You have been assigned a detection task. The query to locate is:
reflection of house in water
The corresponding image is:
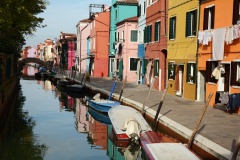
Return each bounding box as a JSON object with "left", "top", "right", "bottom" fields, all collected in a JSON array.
[
  {"left": 75, "top": 99, "right": 89, "bottom": 133},
  {"left": 107, "top": 126, "right": 142, "bottom": 160},
  {"left": 87, "top": 109, "right": 108, "bottom": 150}
]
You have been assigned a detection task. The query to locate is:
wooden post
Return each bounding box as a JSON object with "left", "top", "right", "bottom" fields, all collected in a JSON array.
[
  {"left": 231, "top": 136, "right": 240, "bottom": 160},
  {"left": 187, "top": 92, "right": 213, "bottom": 149},
  {"left": 141, "top": 78, "right": 155, "bottom": 115},
  {"left": 118, "top": 76, "right": 127, "bottom": 102},
  {"left": 152, "top": 83, "right": 169, "bottom": 131},
  {"left": 80, "top": 73, "right": 85, "bottom": 84}
]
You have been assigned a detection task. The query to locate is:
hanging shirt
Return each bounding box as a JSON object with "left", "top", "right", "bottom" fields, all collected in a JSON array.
[
  {"left": 225, "top": 26, "right": 234, "bottom": 44},
  {"left": 198, "top": 31, "right": 204, "bottom": 44}
]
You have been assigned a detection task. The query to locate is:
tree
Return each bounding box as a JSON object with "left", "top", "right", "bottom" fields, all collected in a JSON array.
[{"left": 0, "top": 0, "right": 49, "bottom": 54}]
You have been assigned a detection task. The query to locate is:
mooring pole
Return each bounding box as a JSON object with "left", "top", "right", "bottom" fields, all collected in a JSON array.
[
  {"left": 231, "top": 136, "right": 240, "bottom": 160},
  {"left": 141, "top": 78, "right": 155, "bottom": 115},
  {"left": 152, "top": 83, "right": 169, "bottom": 131},
  {"left": 118, "top": 76, "right": 127, "bottom": 102},
  {"left": 187, "top": 92, "right": 213, "bottom": 149}
]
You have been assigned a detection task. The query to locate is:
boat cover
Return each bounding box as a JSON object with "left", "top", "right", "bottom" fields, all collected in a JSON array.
[{"left": 146, "top": 143, "right": 200, "bottom": 160}]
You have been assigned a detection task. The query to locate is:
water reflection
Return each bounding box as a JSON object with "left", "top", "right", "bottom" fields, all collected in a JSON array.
[{"left": 0, "top": 85, "right": 48, "bottom": 160}]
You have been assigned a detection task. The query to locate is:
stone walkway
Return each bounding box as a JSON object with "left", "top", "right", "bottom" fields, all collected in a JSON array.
[{"left": 64, "top": 71, "right": 240, "bottom": 160}]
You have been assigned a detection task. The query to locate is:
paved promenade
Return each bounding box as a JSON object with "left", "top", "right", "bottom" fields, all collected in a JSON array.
[{"left": 64, "top": 71, "right": 240, "bottom": 160}]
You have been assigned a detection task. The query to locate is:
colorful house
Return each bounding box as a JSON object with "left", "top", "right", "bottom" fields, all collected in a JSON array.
[
  {"left": 167, "top": 0, "right": 199, "bottom": 100},
  {"left": 109, "top": 0, "right": 138, "bottom": 79},
  {"left": 137, "top": 0, "right": 146, "bottom": 85},
  {"left": 59, "top": 32, "right": 76, "bottom": 70},
  {"left": 197, "top": 0, "right": 240, "bottom": 110},
  {"left": 89, "top": 8, "right": 110, "bottom": 77},
  {"left": 116, "top": 16, "right": 138, "bottom": 82},
  {"left": 145, "top": 0, "right": 168, "bottom": 91},
  {"left": 76, "top": 19, "right": 90, "bottom": 73}
]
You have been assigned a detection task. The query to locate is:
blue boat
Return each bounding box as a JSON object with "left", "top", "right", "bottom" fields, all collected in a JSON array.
[
  {"left": 86, "top": 97, "right": 120, "bottom": 113},
  {"left": 88, "top": 107, "right": 111, "bottom": 125}
]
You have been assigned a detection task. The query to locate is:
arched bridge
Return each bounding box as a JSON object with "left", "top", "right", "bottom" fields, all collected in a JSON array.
[{"left": 18, "top": 58, "right": 46, "bottom": 67}]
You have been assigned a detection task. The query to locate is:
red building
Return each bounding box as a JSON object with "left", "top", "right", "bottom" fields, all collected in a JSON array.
[
  {"left": 89, "top": 9, "right": 110, "bottom": 77},
  {"left": 145, "top": 0, "right": 168, "bottom": 91}
]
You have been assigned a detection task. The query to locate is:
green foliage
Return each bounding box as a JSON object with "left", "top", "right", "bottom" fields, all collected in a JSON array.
[{"left": 0, "top": 0, "right": 49, "bottom": 54}]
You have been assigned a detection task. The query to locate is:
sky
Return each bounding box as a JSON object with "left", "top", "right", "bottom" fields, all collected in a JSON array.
[{"left": 24, "top": 0, "right": 112, "bottom": 48}]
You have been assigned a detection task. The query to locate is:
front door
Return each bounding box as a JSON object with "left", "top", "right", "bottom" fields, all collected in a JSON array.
[
  {"left": 175, "top": 65, "right": 184, "bottom": 96},
  {"left": 137, "top": 60, "right": 142, "bottom": 84}
]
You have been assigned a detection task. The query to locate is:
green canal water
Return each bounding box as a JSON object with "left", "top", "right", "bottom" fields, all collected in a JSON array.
[{"left": 0, "top": 77, "right": 145, "bottom": 160}]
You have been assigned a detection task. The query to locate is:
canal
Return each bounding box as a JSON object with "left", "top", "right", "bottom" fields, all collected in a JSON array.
[{"left": 0, "top": 66, "right": 144, "bottom": 160}]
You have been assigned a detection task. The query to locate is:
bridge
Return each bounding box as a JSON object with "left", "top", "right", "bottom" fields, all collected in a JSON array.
[{"left": 18, "top": 58, "right": 47, "bottom": 66}]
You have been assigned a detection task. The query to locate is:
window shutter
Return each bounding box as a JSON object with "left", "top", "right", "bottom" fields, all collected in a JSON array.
[
  {"left": 154, "top": 22, "right": 158, "bottom": 41},
  {"left": 193, "top": 63, "right": 196, "bottom": 83},
  {"left": 211, "top": 6, "right": 215, "bottom": 29},
  {"left": 150, "top": 25, "right": 152, "bottom": 42},
  {"left": 233, "top": 0, "right": 240, "bottom": 24},
  {"left": 154, "top": 60, "right": 159, "bottom": 76},
  {"left": 206, "top": 61, "right": 211, "bottom": 82},
  {"left": 186, "top": 12, "right": 191, "bottom": 37},
  {"left": 203, "top": 8, "right": 209, "bottom": 30},
  {"left": 187, "top": 63, "right": 191, "bottom": 82},
  {"left": 192, "top": 10, "right": 197, "bottom": 36},
  {"left": 146, "top": 26, "right": 149, "bottom": 43},
  {"left": 231, "top": 62, "right": 237, "bottom": 85},
  {"left": 144, "top": 28, "right": 146, "bottom": 43},
  {"left": 144, "top": 59, "right": 148, "bottom": 74},
  {"left": 173, "top": 64, "right": 176, "bottom": 80},
  {"left": 159, "top": 21, "right": 161, "bottom": 41},
  {"left": 169, "top": 18, "right": 173, "bottom": 39}
]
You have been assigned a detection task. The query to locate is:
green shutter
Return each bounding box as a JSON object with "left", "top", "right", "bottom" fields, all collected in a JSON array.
[
  {"left": 187, "top": 63, "right": 191, "bottom": 82},
  {"left": 186, "top": 12, "right": 191, "bottom": 37},
  {"left": 154, "top": 60, "right": 159, "bottom": 77},
  {"left": 144, "top": 59, "right": 148, "bottom": 74},
  {"left": 192, "top": 10, "right": 197, "bottom": 36},
  {"left": 169, "top": 17, "right": 174, "bottom": 39},
  {"left": 149, "top": 25, "right": 152, "bottom": 42},
  {"left": 144, "top": 28, "right": 146, "bottom": 43},
  {"left": 154, "top": 22, "right": 158, "bottom": 41}
]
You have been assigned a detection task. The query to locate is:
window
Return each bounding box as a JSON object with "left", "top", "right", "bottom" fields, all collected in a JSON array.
[
  {"left": 144, "top": 2, "right": 146, "bottom": 14},
  {"left": 117, "top": 32, "right": 119, "bottom": 42},
  {"left": 138, "top": 5, "right": 141, "bottom": 17},
  {"left": 233, "top": 0, "right": 240, "bottom": 24},
  {"left": 186, "top": 10, "right": 197, "bottom": 37},
  {"left": 130, "top": 30, "right": 138, "bottom": 42},
  {"left": 110, "top": 58, "right": 115, "bottom": 73},
  {"left": 115, "top": 32, "right": 117, "bottom": 41},
  {"left": 206, "top": 61, "right": 218, "bottom": 83},
  {"left": 154, "top": 59, "right": 159, "bottom": 77},
  {"left": 144, "top": 25, "right": 152, "bottom": 43},
  {"left": 168, "top": 62, "right": 176, "bottom": 80},
  {"left": 203, "top": 6, "right": 215, "bottom": 30},
  {"left": 154, "top": 21, "right": 160, "bottom": 41},
  {"left": 130, "top": 58, "right": 138, "bottom": 71},
  {"left": 115, "top": 9, "right": 117, "bottom": 19},
  {"left": 169, "top": 17, "right": 176, "bottom": 40},
  {"left": 186, "top": 63, "right": 196, "bottom": 83},
  {"left": 231, "top": 61, "right": 240, "bottom": 86}
]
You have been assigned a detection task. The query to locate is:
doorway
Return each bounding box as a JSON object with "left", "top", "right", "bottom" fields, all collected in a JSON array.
[{"left": 175, "top": 65, "right": 184, "bottom": 96}]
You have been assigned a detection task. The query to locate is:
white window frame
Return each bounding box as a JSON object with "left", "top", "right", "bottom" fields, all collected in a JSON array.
[{"left": 130, "top": 30, "right": 138, "bottom": 42}]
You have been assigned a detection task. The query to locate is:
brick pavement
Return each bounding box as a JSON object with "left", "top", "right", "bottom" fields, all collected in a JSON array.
[{"left": 64, "top": 71, "right": 240, "bottom": 160}]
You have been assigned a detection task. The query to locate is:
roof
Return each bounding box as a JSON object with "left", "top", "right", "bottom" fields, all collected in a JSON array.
[
  {"left": 79, "top": 18, "right": 91, "bottom": 23},
  {"left": 114, "top": 0, "right": 138, "bottom": 5},
  {"left": 116, "top": 16, "right": 138, "bottom": 26}
]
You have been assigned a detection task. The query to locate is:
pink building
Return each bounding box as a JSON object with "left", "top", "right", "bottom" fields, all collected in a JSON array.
[
  {"left": 89, "top": 9, "right": 110, "bottom": 77},
  {"left": 76, "top": 19, "right": 90, "bottom": 73},
  {"left": 116, "top": 16, "right": 138, "bottom": 82}
]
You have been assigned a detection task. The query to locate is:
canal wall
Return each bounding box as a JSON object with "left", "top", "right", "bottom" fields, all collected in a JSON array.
[{"left": 62, "top": 71, "right": 234, "bottom": 160}]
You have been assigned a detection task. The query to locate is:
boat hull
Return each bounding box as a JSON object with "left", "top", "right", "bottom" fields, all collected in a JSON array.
[
  {"left": 86, "top": 98, "right": 120, "bottom": 113},
  {"left": 88, "top": 107, "right": 111, "bottom": 125}
]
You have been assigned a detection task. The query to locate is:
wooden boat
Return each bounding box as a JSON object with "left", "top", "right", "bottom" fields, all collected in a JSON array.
[
  {"left": 86, "top": 97, "right": 120, "bottom": 113},
  {"left": 108, "top": 105, "right": 151, "bottom": 141},
  {"left": 108, "top": 105, "right": 200, "bottom": 160},
  {"left": 87, "top": 107, "right": 111, "bottom": 125},
  {"left": 57, "top": 78, "right": 73, "bottom": 87},
  {"left": 66, "top": 84, "right": 86, "bottom": 92}
]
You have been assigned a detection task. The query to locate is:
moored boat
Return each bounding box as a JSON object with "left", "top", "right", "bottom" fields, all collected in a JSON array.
[
  {"left": 86, "top": 97, "right": 120, "bottom": 113},
  {"left": 87, "top": 107, "right": 111, "bottom": 125}
]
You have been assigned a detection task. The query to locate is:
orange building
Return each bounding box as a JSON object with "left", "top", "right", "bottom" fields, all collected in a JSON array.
[
  {"left": 89, "top": 9, "right": 110, "bottom": 77},
  {"left": 197, "top": 0, "right": 240, "bottom": 112}
]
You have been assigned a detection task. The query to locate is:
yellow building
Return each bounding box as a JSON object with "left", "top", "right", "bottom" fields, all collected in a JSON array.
[{"left": 167, "top": 0, "right": 199, "bottom": 100}]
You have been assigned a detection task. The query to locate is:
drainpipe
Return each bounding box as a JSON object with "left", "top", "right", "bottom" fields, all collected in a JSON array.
[
  {"left": 80, "top": 24, "right": 89, "bottom": 74},
  {"left": 195, "top": 0, "right": 201, "bottom": 101},
  {"left": 164, "top": 0, "right": 167, "bottom": 35}
]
